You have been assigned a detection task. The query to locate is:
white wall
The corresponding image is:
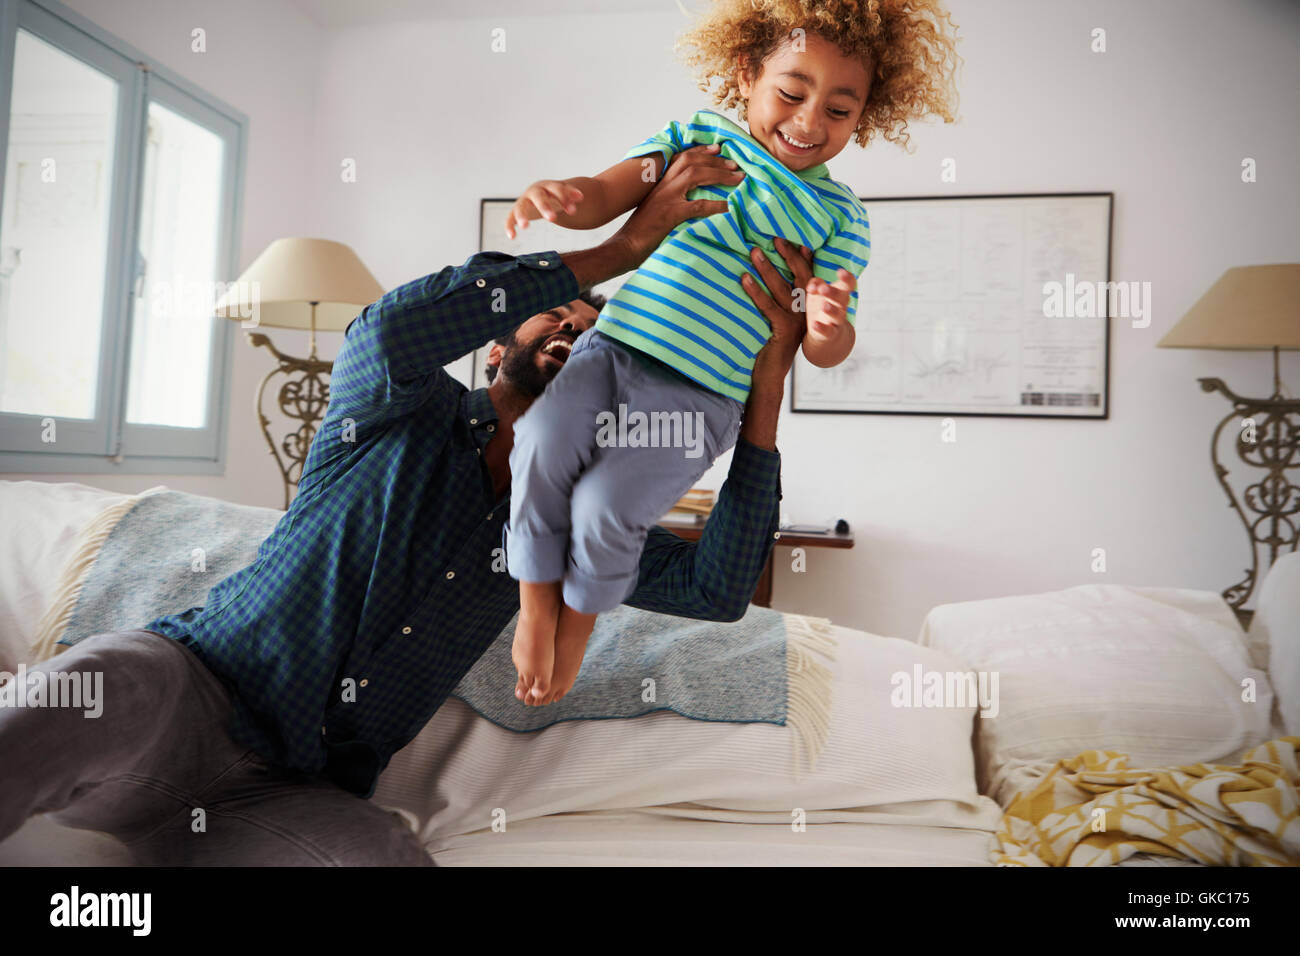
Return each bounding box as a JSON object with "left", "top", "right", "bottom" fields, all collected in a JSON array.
[
  {"left": 1, "top": 0, "right": 324, "bottom": 506},
  {"left": 308, "top": 0, "right": 1300, "bottom": 640},
  {"left": 9, "top": 0, "right": 1300, "bottom": 641}
]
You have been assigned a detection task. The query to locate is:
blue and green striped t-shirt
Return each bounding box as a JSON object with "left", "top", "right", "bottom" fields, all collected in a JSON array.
[{"left": 595, "top": 108, "right": 870, "bottom": 402}]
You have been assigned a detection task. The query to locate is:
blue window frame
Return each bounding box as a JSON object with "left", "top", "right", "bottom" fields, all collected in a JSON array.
[{"left": 0, "top": 0, "right": 247, "bottom": 474}]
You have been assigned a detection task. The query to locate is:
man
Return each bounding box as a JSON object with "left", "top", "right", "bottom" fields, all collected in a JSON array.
[{"left": 0, "top": 145, "right": 820, "bottom": 866}]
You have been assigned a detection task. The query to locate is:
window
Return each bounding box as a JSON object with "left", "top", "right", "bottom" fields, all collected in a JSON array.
[{"left": 0, "top": 0, "right": 246, "bottom": 473}]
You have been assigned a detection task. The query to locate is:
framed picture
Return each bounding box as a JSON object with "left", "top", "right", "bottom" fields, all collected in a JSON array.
[
  {"left": 792, "top": 192, "right": 1113, "bottom": 419},
  {"left": 470, "top": 198, "right": 631, "bottom": 390}
]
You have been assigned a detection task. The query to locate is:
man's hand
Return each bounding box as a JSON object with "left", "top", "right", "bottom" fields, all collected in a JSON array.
[
  {"left": 737, "top": 237, "right": 817, "bottom": 451},
  {"left": 558, "top": 145, "right": 743, "bottom": 290},
  {"left": 613, "top": 144, "right": 742, "bottom": 262},
  {"left": 742, "top": 238, "right": 815, "bottom": 379}
]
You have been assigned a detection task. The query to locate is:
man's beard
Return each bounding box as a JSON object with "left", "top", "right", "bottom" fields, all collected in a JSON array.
[{"left": 497, "top": 331, "right": 557, "bottom": 399}]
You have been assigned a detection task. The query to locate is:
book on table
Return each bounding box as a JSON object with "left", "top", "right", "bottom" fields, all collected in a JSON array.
[{"left": 661, "top": 488, "right": 714, "bottom": 524}]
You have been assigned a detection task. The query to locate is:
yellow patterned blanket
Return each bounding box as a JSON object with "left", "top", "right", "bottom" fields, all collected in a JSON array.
[{"left": 994, "top": 737, "right": 1300, "bottom": 866}]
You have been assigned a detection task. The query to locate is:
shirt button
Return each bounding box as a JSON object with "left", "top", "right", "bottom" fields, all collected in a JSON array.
[
  {"left": 475, "top": 278, "right": 486, "bottom": 287},
  {"left": 470, "top": 417, "right": 478, "bottom": 424},
  {"left": 538, "top": 259, "right": 549, "bottom": 266},
  {"left": 486, "top": 513, "right": 493, "bottom": 520},
  {"left": 360, "top": 679, "right": 369, "bottom": 687},
  {"left": 445, "top": 570, "right": 455, "bottom": 580},
  {"left": 486, "top": 423, "right": 495, "bottom": 432},
  {"left": 476, "top": 448, "right": 482, "bottom": 456},
  {"left": 773, "top": 531, "right": 781, "bottom": 539},
  {"left": 402, "top": 626, "right": 412, "bottom": 634},
  {"left": 321, "top": 726, "right": 327, "bottom": 735}
]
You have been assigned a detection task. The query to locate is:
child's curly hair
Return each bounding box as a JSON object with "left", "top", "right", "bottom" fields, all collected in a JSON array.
[{"left": 675, "top": 0, "right": 962, "bottom": 153}]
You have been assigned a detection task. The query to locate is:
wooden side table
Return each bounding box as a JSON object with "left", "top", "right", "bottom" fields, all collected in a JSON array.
[{"left": 658, "top": 518, "right": 855, "bottom": 607}]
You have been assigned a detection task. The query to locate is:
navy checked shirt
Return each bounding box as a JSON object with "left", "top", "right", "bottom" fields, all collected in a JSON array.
[{"left": 145, "top": 250, "right": 783, "bottom": 798}]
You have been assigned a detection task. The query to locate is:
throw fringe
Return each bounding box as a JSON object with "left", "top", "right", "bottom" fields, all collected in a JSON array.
[
  {"left": 26, "top": 491, "right": 156, "bottom": 666},
  {"left": 782, "top": 612, "right": 838, "bottom": 780}
]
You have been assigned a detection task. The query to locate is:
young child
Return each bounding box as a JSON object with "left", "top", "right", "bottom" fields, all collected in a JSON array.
[{"left": 502, "top": 0, "right": 960, "bottom": 706}]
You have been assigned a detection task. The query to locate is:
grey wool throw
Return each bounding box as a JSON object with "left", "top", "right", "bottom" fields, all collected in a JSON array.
[{"left": 31, "top": 489, "right": 836, "bottom": 769}]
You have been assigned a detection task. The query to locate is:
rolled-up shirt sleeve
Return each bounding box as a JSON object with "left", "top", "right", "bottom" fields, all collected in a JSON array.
[{"left": 327, "top": 250, "right": 578, "bottom": 433}]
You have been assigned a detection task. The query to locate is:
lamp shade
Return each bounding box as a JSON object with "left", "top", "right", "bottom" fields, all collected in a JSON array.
[
  {"left": 1158, "top": 264, "right": 1300, "bottom": 350},
  {"left": 213, "top": 237, "right": 386, "bottom": 332}
]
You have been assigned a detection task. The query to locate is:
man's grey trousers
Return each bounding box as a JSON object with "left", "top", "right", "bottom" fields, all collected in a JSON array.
[{"left": 0, "top": 629, "right": 433, "bottom": 866}]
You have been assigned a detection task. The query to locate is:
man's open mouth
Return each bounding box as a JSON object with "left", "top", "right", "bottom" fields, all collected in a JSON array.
[{"left": 540, "top": 334, "right": 573, "bottom": 365}]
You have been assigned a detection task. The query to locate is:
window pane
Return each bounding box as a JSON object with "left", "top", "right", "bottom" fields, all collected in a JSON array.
[
  {"left": 125, "top": 101, "right": 225, "bottom": 428},
  {"left": 0, "top": 28, "right": 118, "bottom": 419}
]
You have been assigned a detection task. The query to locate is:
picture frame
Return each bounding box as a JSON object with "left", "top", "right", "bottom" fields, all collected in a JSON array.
[{"left": 791, "top": 192, "right": 1114, "bottom": 419}]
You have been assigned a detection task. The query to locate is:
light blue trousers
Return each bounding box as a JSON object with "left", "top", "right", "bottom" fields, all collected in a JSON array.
[{"left": 504, "top": 328, "right": 744, "bottom": 613}]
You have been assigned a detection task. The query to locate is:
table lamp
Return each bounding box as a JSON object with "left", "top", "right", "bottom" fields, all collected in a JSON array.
[
  {"left": 1158, "top": 263, "right": 1300, "bottom": 621},
  {"left": 214, "top": 238, "right": 385, "bottom": 508}
]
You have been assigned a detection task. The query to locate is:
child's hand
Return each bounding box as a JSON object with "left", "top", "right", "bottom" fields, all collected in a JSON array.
[
  {"left": 801, "top": 268, "right": 857, "bottom": 368},
  {"left": 504, "top": 180, "right": 585, "bottom": 240},
  {"left": 805, "top": 268, "right": 856, "bottom": 340}
]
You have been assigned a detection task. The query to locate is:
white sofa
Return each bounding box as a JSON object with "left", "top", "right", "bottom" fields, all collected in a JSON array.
[{"left": 0, "top": 479, "right": 1292, "bottom": 866}]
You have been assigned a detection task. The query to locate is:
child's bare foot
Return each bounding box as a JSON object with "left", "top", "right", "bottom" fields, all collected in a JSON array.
[
  {"left": 513, "top": 580, "right": 563, "bottom": 706},
  {"left": 535, "top": 605, "right": 597, "bottom": 705}
]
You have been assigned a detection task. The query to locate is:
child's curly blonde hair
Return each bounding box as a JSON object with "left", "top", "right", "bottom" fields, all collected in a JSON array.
[{"left": 675, "top": 0, "right": 962, "bottom": 153}]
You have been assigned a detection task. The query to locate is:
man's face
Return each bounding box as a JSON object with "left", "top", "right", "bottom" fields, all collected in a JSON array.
[
  {"left": 488, "top": 299, "right": 598, "bottom": 398},
  {"left": 736, "top": 33, "right": 871, "bottom": 172}
]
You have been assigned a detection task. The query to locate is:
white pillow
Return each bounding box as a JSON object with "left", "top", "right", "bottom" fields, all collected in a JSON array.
[
  {"left": 373, "top": 624, "right": 1004, "bottom": 848},
  {"left": 0, "top": 481, "right": 164, "bottom": 670},
  {"left": 916, "top": 584, "right": 1275, "bottom": 806},
  {"left": 1250, "top": 552, "right": 1300, "bottom": 735}
]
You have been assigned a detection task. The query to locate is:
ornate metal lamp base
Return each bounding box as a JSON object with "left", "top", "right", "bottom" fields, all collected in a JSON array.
[
  {"left": 1198, "top": 347, "right": 1298, "bottom": 620},
  {"left": 246, "top": 331, "right": 332, "bottom": 510}
]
